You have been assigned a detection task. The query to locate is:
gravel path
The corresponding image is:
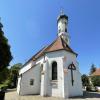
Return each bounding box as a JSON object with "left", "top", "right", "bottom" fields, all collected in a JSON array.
[{"left": 5, "top": 89, "right": 100, "bottom": 100}]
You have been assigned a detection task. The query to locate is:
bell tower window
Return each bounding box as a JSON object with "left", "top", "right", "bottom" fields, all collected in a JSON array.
[{"left": 65, "top": 28, "right": 67, "bottom": 32}]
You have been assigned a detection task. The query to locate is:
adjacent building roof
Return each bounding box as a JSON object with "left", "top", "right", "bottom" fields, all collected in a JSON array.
[
  {"left": 91, "top": 68, "right": 100, "bottom": 76},
  {"left": 22, "top": 36, "right": 77, "bottom": 68}
]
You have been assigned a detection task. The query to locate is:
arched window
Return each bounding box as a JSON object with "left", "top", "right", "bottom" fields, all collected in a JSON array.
[{"left": 52, "top": 61, "right": 57, "bottom": 80}]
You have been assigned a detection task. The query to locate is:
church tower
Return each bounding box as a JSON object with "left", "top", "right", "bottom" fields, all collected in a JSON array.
[{"left": 57, "top": 11, "right": 70, "bottom": 45}]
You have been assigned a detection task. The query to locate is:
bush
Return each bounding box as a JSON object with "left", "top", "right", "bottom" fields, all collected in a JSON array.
[
  {"left": 91, "top": 76, "right": 100, "bottom": 86},
  {"left": 0, "top": 84, "right": 8, "bottom": 91},
  {"left": 86, "top": 85, "right": 92, "bottom": 91},
  {"left": 86, "top": 85, "right": 98, "bottom": 92},
  {"left": 81, "top": 74, "right": 90, "bottom": 87},
  {"left": 4, "top": 79, "right": 14, "bottom": 88}
]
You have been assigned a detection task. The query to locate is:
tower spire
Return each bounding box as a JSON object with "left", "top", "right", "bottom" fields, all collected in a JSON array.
[
  {"left": 57, "top": 11, "right": 70, "bottom": 45},
  {"left": 60, "top": 8, "right": 64, "bottom": 15}
]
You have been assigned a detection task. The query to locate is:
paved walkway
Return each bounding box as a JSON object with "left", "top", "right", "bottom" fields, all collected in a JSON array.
[{"left": 5, "top": 89, "right": 100, "bottom": 100}]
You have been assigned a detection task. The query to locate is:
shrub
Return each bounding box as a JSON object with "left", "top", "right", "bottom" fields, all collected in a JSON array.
[
  {"left": 4, "top": 79, "right": 15, "bottom": 88},
  {"left": 86, "top": 85, "right": 92, "bottom": 91},
  {"left": 81, "top": 74, "right": 90, "bottom": 86},
  {"left": 0, "top": 84, "right": 8, "bottom": 91},
  {"left": 91, "top": 76, "right": 100, "bottom": 86}
]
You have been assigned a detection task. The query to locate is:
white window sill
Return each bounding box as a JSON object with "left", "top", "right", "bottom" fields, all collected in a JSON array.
[{"left": 50, "top": 80, "right": 58, "bottom": 83}]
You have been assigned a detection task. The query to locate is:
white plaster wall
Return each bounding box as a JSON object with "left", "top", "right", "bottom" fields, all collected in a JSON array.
[
  {"left": 20, "top": 64, "right": 41, "bottom": 95},
  {"left": 17, "top": 49, "right": 83, "bottom": 98},
  {"left": 19, "top": 61, "right": 33, "bottom": 75},
  {"left": 63, "top": 51, "right": 77, "bottom": 69},
  {"left": 40, "top": 61, "right": 49, "bottom": 96},
  {"left": 67, "top": 70, "right": 83, "bottom": 97},
  {"left": 62, "top": 50, "right": 83, "bottom": 97},
  {"left": 17, "top": 56, "right": 44, "bottom": 95},
  {"left": 45, "top": 50, "right": 65, "bottom": 97},
  {"left": 17, "top": 77, "right": 21, "bottom": 94},
  {"left": 19, "top": 56, "right": 44, "bottom": 75}
]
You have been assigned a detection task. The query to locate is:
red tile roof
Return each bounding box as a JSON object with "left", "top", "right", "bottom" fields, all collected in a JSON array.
[
  {"left": 32, "top": 36, "right": 77, "bottom": 60},
  {"left": 91, "top": 68, "right": 100, "bottom": 76},
  {"left": 22, "top": 36, "right": 77, "bottom": 67}
]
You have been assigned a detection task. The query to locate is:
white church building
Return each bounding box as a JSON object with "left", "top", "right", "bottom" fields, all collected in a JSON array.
[{"left": 17, "top": 12, "right": 83, "bottom": 98}]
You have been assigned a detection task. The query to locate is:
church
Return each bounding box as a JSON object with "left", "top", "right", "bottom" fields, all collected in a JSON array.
[{"left": 17, "top": 11, "right": 83, "bottom": 98}]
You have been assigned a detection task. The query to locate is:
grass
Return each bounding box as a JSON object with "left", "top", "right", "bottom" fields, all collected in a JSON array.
[{"left": 0, "top": 84, "right": 8, "bottom": 89}]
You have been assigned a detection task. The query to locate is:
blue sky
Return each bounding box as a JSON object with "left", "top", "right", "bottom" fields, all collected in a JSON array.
[{"left": 0, "top": 0, "right": 100, "bottom": 74}]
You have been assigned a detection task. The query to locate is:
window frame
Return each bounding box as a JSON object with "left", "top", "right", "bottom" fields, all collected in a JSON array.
[
  {"left": 30, "top": 79, "right": 34, "bottom": 85},
  {"left": 52, "top": 61, "right": 57, "bottom": 81}
]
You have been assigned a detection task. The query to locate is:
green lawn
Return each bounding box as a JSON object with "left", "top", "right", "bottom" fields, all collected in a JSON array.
[{"left": 0, "top": 84, "right": 8, "bottom": 89}]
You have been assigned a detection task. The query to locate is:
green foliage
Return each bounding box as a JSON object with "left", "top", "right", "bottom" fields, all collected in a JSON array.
[
  {"left": 89, "top": 64, "right": 96, "bottom": 75},
  {"left": 86, "top": 85, "right": 92, "bottom": 91},
  {"left": 86, "top": 85, "right": 98, "bottom": 92},
  {"left": 0, "top": 68, "right": 10, "bottom": 84},
  {"left": 91, "top": 76, "right": 100, "bottom": 86},
  {"left": 0, "top": 84, "right": 7, "bottom": 89},
  {"left": 0, "top": 22, "right": 12, "bottom": 70},
  {"left": 0, "top": 84, "right": 8, "bottom": 90},
  {"left": 0, "top": 63, "right": 22, "bottom": 89},
  {"left": 81, "top": 74, "right": 90, "bottom": 86},
  {"left": 4, "top": 79, "right": 12, "bottom": 88},
  {"left": 9, "top": 63, "right": 22, "bottom": 88}
]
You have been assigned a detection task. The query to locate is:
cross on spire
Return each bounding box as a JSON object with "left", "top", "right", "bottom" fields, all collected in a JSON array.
[
  {"left": 60, "top": 8, "right": 64, "bottom": 15},
  {"left": 68, "top": 62, "right": 76, "bottom": 86}
]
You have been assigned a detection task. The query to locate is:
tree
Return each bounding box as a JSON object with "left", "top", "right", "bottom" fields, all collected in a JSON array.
[
  {"left": 89, "top": 64, "right": 96, "bottom": 75},
  {"left": 9, "top": 63, "right": 22, "bottom": 88},
  {"left": 0, "top": 67, "right": 10, "bottom": 84},
  {"left": 91, "top": 76, "right": 100, "bottom": 86},
  {"left": 0, "top": 21, "right": 12, "bottom": 70},
  {"left": 81, "top": 74, "right": 90, "bottom": 87}
]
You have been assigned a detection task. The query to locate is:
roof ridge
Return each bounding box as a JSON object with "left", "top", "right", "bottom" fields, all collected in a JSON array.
[
  {"left": 44, "top": 37, "right": 60, "bottom": 52},
  {"left": 33, "top": 46, "right": 46, "bottom": 58},
  {"left": 33, "top": 37, "right": 60, "bottom": 59},
  {"left": 21, "top": 46, "right": 46, "bottom": 67},
  {"left": 60, "top": 36, "right": 77, "bottom": 55},
  {"left": 21, "top": 36, "right": 77, "bottom": 69}
]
